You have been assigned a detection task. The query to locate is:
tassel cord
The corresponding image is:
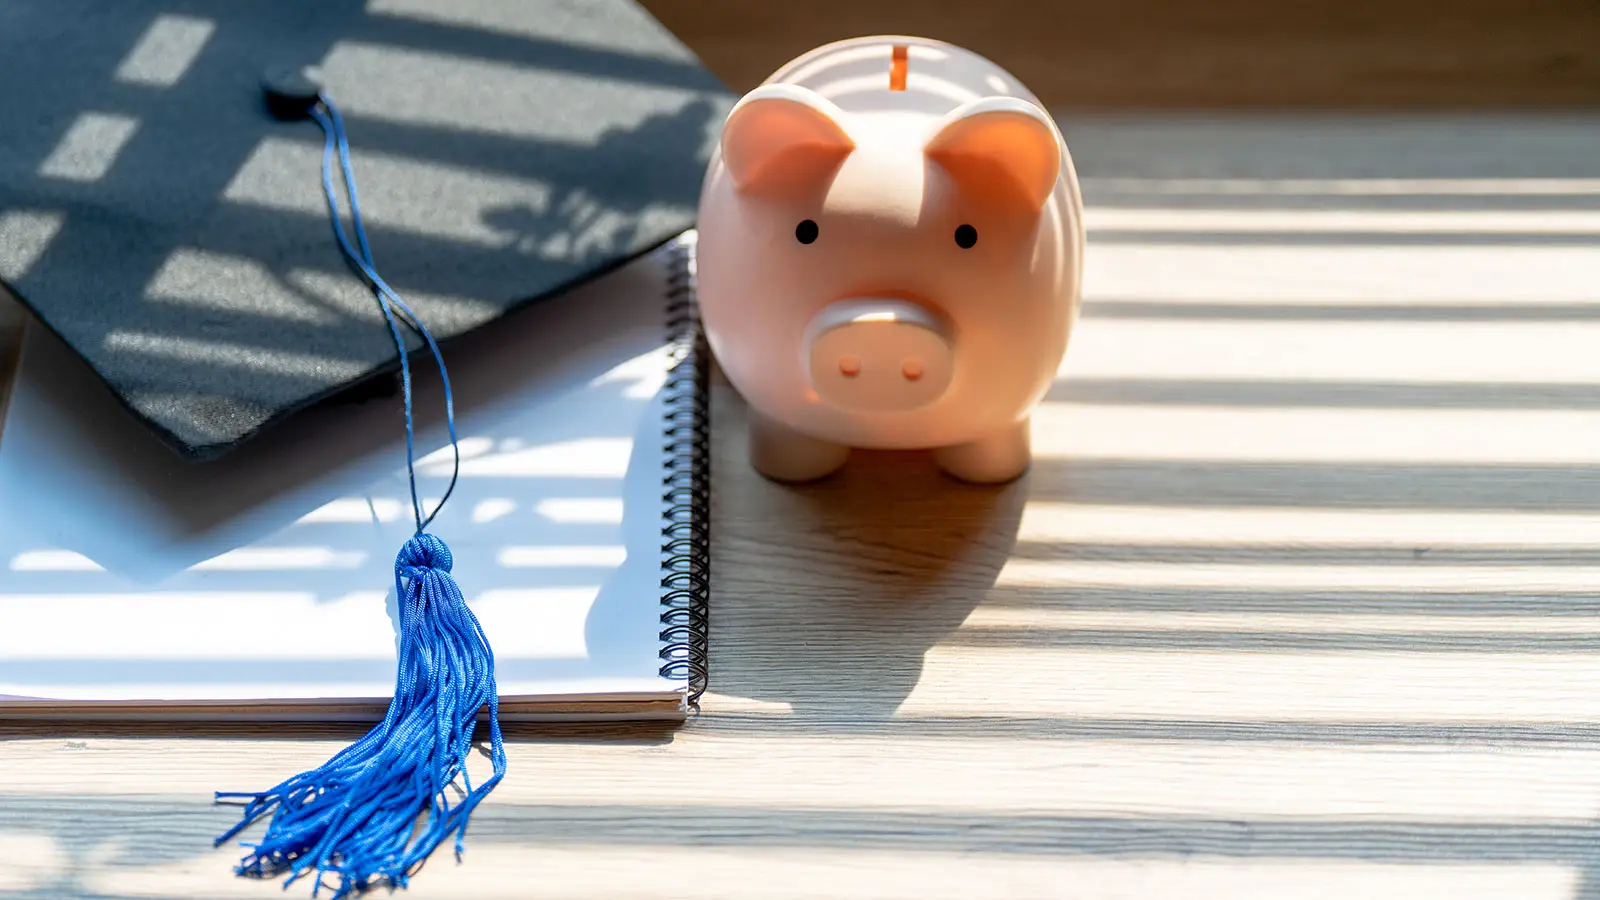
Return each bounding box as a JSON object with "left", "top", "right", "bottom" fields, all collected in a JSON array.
[{"left": 312, "top": 97, "right": 459, "bottom": 536}]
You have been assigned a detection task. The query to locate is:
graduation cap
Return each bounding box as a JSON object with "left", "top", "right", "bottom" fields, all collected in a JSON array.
[
  {"left": 1, "top": 0, "right": 728, "bottom": 459},
  {"left": 0, "top": 0, "right": 731, "bottom": 894}
]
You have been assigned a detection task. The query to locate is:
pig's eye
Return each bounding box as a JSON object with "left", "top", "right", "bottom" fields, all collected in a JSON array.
[
  {"left": 954, "top": 224, "right": 978, "bottom": 249},
  {"left": 795, "top": 219, "right": 819, "bottom": 245}
]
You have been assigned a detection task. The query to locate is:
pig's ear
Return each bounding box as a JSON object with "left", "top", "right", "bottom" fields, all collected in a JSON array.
[
  {"left": 924, "top": 97, "right": 1060, "bottom": 211},
  {"left": 720, "top": 84, "right": 854, "bottom": 194}
]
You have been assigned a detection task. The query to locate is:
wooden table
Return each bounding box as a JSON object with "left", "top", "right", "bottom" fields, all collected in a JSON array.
[
  {"left": 5, "top": 111, "right": 1600, "bottom": 898},
  {"left": 640, "top": 0, "right": 1600, "bottom": 109}
]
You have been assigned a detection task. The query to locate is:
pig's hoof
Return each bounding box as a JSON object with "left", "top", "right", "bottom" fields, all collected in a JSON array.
[
  {"left": 933, "top": 420, "right": 1031, "bottom": 484},
  {"left": 748, "top": 415, "right": 851, "bottom": 483}
]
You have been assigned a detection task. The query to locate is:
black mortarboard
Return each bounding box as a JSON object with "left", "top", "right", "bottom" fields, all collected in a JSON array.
[{"left": 0, "top": 0, "right": 730, "bottom": 459}]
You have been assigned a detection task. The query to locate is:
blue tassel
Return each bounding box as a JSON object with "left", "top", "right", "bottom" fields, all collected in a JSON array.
[
  {"left": 214, "top": 535, "right": 506, "bottom": 898},
  {"left": 214, "top": 92, "right": 504, "bottom": 898}
]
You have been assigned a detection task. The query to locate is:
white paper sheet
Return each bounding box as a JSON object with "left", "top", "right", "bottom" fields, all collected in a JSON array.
[{"left": 0, "top": 239, "right": 689, "bottom": 712}]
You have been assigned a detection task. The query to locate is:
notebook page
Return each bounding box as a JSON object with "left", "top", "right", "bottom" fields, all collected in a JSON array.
[{"left": 0, "top": 241, "right": 683, "bottom": 707}]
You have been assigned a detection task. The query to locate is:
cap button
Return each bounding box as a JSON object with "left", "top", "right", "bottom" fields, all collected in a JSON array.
[{"left": 261, "top": 63, "right": 322, "bottom": 120}]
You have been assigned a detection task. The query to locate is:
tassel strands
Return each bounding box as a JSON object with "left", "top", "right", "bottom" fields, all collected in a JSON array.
[
  {"left": 215, "top": 536, "right": 505, "bottom": 896},
  {"left": 213, "top": 90, "right": 505, "bottom": 899}
]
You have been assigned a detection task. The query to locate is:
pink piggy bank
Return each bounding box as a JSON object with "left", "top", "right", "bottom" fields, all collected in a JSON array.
[{"left": 696, "top": 35, "right": 1084, "bottom": 484}]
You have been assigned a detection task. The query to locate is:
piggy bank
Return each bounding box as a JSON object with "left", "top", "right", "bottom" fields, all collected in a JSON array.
[{"left": 696, "top": 35, "right": 1084, "bottom": 484}]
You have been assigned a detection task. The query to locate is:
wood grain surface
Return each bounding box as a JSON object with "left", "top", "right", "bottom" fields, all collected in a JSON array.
[
  {"left": 638, "top": 0, "right": 1600, "bottom": 109},
  {"left": 5, "top": 110, "right": 1600, "bottom": 898}
]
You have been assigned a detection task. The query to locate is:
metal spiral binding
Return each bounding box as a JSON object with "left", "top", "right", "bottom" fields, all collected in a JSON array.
[{"left": 657, "top": 232, "right": 710, "bottom": 710}]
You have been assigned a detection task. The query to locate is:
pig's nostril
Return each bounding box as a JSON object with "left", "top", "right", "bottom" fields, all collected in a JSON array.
[
  {"left": 839, "top": 355, "right": 862, "bottom": 377},
  {"left": 901, "top": 359, "right": 924, "bottom": 381}
]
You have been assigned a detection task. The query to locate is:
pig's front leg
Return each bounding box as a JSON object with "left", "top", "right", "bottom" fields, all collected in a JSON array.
[
  {"left": 748, "top": 412, "right": 851, "bottom": 482},
  {"left": 933, "top": 418, "right": 1031, "bottom": 484}
]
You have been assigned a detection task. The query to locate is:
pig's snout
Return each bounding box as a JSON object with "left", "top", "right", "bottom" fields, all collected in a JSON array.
[{"left": 803, "top": 299, "right": 954, "bottom": 413}]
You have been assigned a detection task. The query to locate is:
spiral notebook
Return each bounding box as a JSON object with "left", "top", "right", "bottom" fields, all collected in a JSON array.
[{"left": 0, "top": 233, "right": 709, "bottom": 721}]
